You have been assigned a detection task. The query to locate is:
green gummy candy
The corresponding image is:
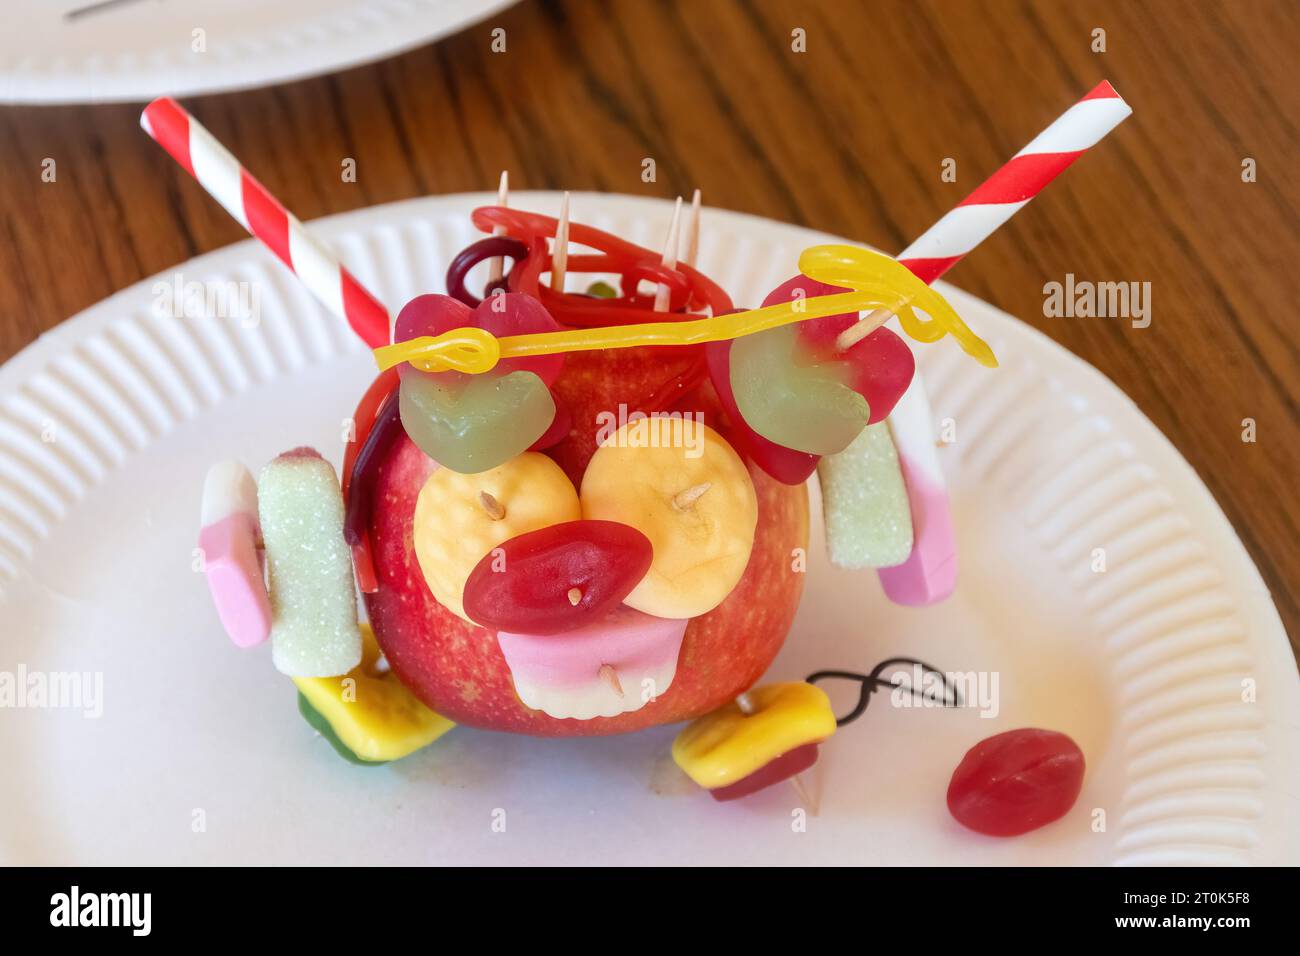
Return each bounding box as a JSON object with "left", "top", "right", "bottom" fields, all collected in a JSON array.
[
  {"left": 297, "top": 692, "right": 389, "bottom": 767},
  {"left": 399, "top": 369, "right": 555, "bottom": 474},
  {"left": 586, "top": 280, "right": 619, "bottom": 299},
  {"left": 730, "top": 324, "right": 870, "bottom": 456},
  {"left": 818, "top": 422, "right": 914, "bottom": 569}
]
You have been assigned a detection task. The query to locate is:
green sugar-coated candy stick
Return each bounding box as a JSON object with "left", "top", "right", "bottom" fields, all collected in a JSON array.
[
  {"left": 258, "top": 449, "right": 363, "bottom": 677},
  {"left": 818, "top": 422, "right": 914, "bottom": 569}
]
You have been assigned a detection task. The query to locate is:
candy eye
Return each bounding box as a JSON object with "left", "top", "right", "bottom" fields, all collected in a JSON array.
[{"left": 579, "top": 418, "right": 757, "bottom": 619}]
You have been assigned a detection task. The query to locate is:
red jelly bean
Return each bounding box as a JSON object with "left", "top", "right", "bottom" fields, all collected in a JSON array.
[
  {"left": 462, "top": 520, "right": 653, "bottom": 634},
  {"left": 946, "top": 728, "right": 1085, "bottom": 837},
  {"left": 710, "top": 743, "right": 820, "bottom": 802}
]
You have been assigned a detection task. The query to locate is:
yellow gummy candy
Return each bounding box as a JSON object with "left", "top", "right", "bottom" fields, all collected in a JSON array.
[
  {"left": 293, "top": 625, "right": 454, "bottom": 762},
  {"left": 672, "top": 682, "right": 838, "bottom": 789}
]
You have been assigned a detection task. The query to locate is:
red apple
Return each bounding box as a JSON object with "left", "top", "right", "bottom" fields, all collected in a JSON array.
[{"left": 363, "top": 345, "right": 810, "bottom": 736}]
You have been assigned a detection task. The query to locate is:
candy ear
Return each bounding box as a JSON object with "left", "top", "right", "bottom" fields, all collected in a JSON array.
[
  {"left": 258, "top": 449, "right": 362, "bottom": 678},
  {"left": 730, "top": 324, "right": 870, "bottom": 457},
  {"left": 705, "top": 338, "right": 820, "bottom": 486}
]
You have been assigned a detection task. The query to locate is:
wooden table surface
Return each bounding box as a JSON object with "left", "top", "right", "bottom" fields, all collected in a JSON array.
[{"left": 1, "top": 0, "right": 1297, "bottom": 655}]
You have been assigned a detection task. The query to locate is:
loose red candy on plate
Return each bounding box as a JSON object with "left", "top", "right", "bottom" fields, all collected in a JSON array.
[
  {"left": 462, "top": 520, "right": 653, "bottom": 634},
  {"left": 946, "top": 728, "right": 1086, "bottom": 837}
]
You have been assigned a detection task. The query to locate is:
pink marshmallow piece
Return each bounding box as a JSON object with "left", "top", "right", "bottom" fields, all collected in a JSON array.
[
  {"left": 877, "top": 471, "right": 956, "bottom": 605},
  {"left": 199, "top": 460, "right": 271, "bottom": 647},
  {"left": 877, "top": 373, "right": 957, "bottom": 606}
]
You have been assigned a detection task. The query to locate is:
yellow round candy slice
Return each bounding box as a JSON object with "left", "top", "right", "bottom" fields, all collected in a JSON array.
[{"left": 580, "top": 418, "right": 757, "bottom": 619}]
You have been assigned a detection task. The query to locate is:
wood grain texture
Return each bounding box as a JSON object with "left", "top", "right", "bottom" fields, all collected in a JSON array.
[{"left": 1, "top": 0, "right": 1297, "bottom": 656}]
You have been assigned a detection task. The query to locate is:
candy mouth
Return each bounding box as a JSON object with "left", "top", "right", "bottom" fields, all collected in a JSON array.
[{"left": 497, "top": 606, "right": 689, "bottom": 720}]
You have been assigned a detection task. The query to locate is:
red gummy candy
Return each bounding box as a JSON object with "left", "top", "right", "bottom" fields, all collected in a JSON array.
[
  {"left": 946, "top": 728, "right": 1086, "bottom": 837},
  {"left": 462, "top": 520, "right": 653, "bottom": 634},
  {"left": 394, "top": 292, "right": 565, "bottom": 387},
  {"left": 528, "top": 391, "right": 572, "bottom": 451},
  {"left": 709, "top": 743, "right": 820, "bottom": 802}
]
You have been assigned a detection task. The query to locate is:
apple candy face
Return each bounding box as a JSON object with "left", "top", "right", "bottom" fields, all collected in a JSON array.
[{"left": 364, "top": 345, "right": 811, "bottom": 737}]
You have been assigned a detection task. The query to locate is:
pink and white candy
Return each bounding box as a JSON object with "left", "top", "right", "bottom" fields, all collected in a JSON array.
[
  {"left": 198, "top": 460, "right": 271, "bottom": 648},
  {"left": 497, "top": 607, "right": 688, "bottom": 720},
  {"left": 876, "top": 80, "right": 1131, "bottom": 604},
  {"left": 878, "top": 377, "right": 955, "bottom": 605}
]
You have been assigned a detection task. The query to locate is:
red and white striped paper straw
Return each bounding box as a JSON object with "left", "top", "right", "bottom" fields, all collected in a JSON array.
[
  {"left": 870, "top": 80, "right": 1130, "bottom": 607},
  {"left": 836, "top": 80, "right": 1130, "bottom": 351},
  {"left": 897, "top": 80, "right": 1131, "bottom": 283},
  {"left": 140, "top": 97, "right": 391, "bottom": 349}
]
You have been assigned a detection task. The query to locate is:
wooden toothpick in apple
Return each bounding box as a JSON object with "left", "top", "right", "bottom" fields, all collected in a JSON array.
[
  {"left": 488, "top": 170, "right": 510, "bottom": 284},
  {"left": 551, "top": 192, "right": 571, "bottom": 293},
  {"left": 683, "top": 188, "right": 702, "bottom": 268},
  {"left": 653, "top": 195, "right": 684, "bottom": 313}
]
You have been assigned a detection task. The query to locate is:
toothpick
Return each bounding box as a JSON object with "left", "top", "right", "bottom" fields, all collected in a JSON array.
[
  {"left": 653, "top": 196, "right": 684, "bottom": 312},
  {"left": 683, "top": 188, "right": 702, "bottom": 268},
  {"left": 599, "top": 663, "right": 624, "bottom": 698},
  {"left": 789, "top": 773, "right": 819, "bottom": 815},
  {"left": 478, "top": 491, "right": 506, "bottom": 520},
  {"left": 672, "top": 481, "right": 712, "bottom": 510},
  {"left": 488, "top": 170, "right": 509, "bottom": 283},
  {"left": 834, "top": 306, "right": 893, "bottom": 351},
  {"left": 551, "top": 191, "right": 570, "bottom": 293},
  {"left": 735, "top": 691, "right": 818, "bottom": 814}
]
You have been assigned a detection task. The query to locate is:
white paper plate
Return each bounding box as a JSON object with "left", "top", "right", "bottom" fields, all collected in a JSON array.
[
  {"left": 1, "top": 193, "right": 1296, "bottom": 866},
  {"left": 0, "top": 0, "right": 516, "bottom": 104}
]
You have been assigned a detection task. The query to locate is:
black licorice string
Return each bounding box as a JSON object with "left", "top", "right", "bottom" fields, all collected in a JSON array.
[{"left": 806, "top": 658, "right": 961, "bottom": 727}]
